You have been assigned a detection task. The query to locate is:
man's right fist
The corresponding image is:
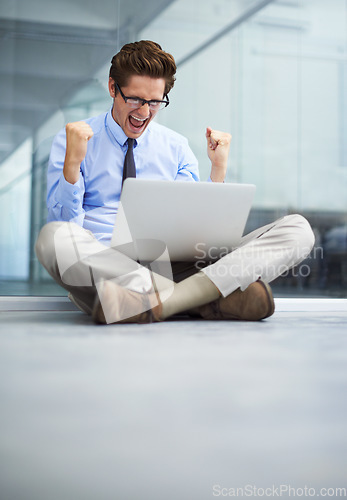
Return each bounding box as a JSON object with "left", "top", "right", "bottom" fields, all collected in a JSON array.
[{"left": 63, "top": 121, "right": 94, "bottom": 184}]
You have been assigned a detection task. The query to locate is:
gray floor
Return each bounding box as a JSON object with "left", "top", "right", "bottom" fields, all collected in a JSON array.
[{"left": 1, "top": 299, "right": 347, "bottom": 500}]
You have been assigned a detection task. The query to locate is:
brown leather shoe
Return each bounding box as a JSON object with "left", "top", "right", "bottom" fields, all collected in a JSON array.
[
  {"left": 198, "top": 280, "right": 275, "bottom": 321},
  {"left": 92, "top": 279, "right": 162, "bottom": 324}
]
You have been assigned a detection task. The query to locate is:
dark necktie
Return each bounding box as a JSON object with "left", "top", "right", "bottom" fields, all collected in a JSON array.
[{"left": 122, "top": 138, "right": 136, "bottom": 186}]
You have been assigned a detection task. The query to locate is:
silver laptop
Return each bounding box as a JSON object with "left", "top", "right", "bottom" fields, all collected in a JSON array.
[{"left": 111, "top": 179, "right": 255, "bottom": 262}]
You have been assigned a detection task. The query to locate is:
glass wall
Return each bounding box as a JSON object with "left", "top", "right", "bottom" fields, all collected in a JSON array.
[{"left": 1, "top": 0, "right": 346, "bottom": 297}]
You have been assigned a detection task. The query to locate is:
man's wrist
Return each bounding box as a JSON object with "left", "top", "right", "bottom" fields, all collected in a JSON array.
[{"left": 210, "top": 164, "right": 227, "bottom": 182}]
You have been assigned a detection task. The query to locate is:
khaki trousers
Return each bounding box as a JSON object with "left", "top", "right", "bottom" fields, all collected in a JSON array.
[{"left": 35, "top": 214, "right": 315, "bottom": 315}]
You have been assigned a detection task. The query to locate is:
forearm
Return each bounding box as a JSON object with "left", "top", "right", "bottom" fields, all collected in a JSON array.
[{"left": 63, "top": 159, "right": 82, "bottom": 185}]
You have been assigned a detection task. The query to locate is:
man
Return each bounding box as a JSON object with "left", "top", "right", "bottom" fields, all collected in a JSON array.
[{"left": 35, "top": 40, "right": 315, "bottom": 324}]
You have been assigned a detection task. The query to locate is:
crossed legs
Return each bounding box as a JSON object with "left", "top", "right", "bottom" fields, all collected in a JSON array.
[{"left": 35, "top": 214, "right": 315, "bottom": 323}]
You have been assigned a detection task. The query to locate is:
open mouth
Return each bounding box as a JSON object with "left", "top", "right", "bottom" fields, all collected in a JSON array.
[{"left": 128, "top": 114, "right": 148, "bottom": 131}]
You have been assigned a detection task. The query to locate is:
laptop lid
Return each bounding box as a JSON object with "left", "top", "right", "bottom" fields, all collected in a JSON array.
[{"left": 111, "top": 179, "right": 255, "bottom": 262}]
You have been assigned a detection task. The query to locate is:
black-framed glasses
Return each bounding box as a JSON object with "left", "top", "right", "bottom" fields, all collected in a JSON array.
[{"left": 115, "top": 83, "right": 169, "bottom": 111}]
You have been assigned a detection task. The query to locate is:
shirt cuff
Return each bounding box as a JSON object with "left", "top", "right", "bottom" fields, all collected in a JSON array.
[{"left": 56, "top": 173, "right": 85, "bottom": 210}]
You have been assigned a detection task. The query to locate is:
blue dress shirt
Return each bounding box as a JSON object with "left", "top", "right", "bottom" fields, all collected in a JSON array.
[{"left": 47, "top": 107, "right": 200, "bottom": 245}]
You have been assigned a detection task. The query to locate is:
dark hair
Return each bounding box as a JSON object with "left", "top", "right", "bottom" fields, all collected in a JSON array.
[{"left": 109, "top": 40, "right": 176, "bottom": 96}]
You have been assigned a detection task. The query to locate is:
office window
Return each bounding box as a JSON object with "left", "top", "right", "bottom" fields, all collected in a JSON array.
[{"left": 1, "top": 0, "right": 346, "bottom": 297}]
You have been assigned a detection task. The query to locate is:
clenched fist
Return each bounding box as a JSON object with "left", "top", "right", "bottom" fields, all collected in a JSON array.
[
  {"left": 206, "top": 127, "right": 232, "bottom": 183},
  {"left": 63, "top": 121, "right": 94, "bottom": 184}
]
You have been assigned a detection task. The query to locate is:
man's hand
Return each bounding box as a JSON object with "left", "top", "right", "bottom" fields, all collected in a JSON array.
[
  {"left": 63, "top": 121, "right": 94, "bottom": 184},
  {"left": 206, "top": 127, "right": 232, "bottom": 183}
]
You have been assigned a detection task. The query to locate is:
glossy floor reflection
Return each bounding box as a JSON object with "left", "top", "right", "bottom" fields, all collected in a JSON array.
[{"left": 0, "top": 300, "right": 347, "bottom": 500}]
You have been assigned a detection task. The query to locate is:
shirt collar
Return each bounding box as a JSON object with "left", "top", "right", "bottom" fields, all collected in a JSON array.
[{"left": 105, "top": 106, "right": 150, "bottom": 147}]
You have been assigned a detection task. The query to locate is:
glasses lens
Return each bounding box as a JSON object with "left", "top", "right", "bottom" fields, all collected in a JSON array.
[
  {"left": 148, "top": 101, "right": 162, "bottom": 110},
  {"left": 154, "top": 101, "right": 168, "bottom": 110},
  {"left": 127, "top": 98, "right": 142, "bottom": 107}
]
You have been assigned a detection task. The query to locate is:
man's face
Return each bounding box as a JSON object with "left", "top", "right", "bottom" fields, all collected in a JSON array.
[{"left": 109, "top": 75, "right": 166, "bottom": 139}]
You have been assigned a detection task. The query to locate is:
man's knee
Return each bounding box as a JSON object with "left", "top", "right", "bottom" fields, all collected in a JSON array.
[
  {"left": 282, "top": 214, "right": 315, "bottom": 257},
  {"left": 35, "top": 221, "right": 66, "bottom": 268}
]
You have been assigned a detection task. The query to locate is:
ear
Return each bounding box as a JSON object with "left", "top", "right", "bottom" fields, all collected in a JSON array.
[{"left": 108, "top": 77, "right": 116, "bottom": 98}]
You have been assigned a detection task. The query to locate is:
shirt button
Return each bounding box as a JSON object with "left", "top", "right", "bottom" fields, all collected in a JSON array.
[
  {"left": 73, "top": 190, "right": 78, "bottom": 195},
  {"left": 73, "top": 199, "right": 78, "bottom": 204}
]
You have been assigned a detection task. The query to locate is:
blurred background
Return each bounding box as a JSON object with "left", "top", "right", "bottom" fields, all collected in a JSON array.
[{"left": 0, "top": 0, "right": 346, "bottom": 297}]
